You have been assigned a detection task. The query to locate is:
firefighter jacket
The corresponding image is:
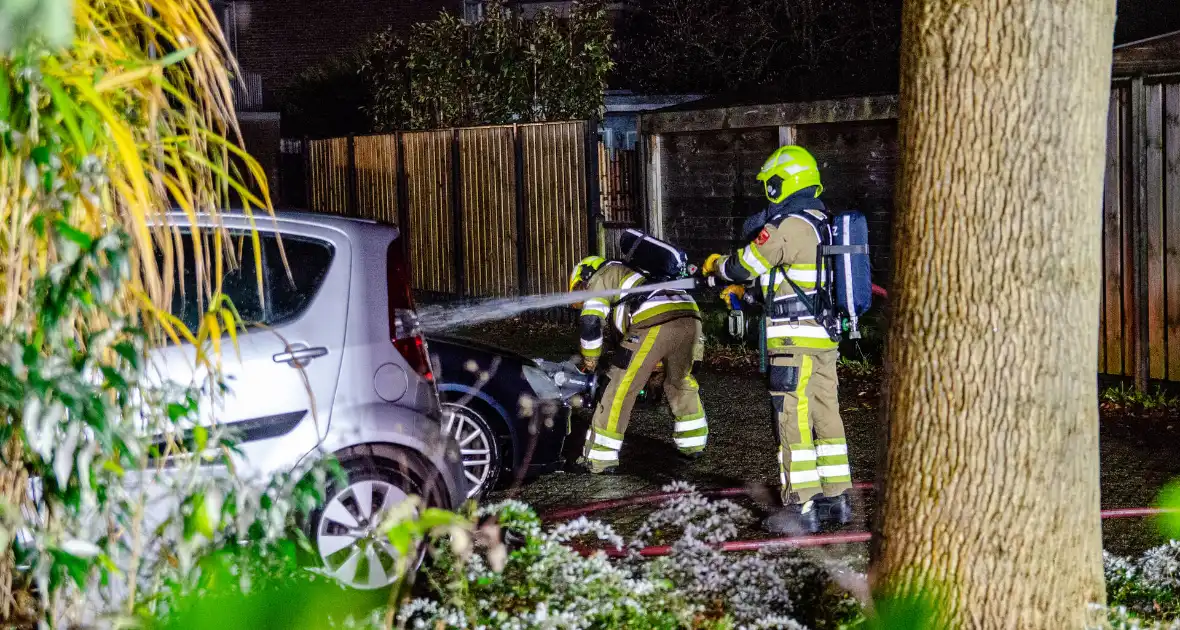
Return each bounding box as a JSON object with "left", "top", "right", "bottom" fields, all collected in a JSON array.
[
  {"left": 714, "top": 192, "right": 838, "bottom": 353},
  {"left": 578, "top": 262, "right": 701, "bottom": 359}
]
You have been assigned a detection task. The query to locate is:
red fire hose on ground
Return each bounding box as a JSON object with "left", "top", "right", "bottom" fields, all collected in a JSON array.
[{"left": 543, "top": 484, "right": 1172, "bottom": 558}]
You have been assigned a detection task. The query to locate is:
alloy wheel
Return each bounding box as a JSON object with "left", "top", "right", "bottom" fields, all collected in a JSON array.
[
  {"left": 441, "top": 404, "right": 495, "bottom": 498},
  {"left": 316, "top": 479, "right": 408, "bottom": 589}
]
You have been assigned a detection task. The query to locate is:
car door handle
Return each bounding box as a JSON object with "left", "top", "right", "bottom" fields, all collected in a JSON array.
[{"left": 273, "top": 346, "right": 328, "bottom": 367}]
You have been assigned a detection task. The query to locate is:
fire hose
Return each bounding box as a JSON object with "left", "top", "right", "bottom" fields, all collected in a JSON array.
[{"left": 542, "top": 484, "right": 1174, "bottom": 558}]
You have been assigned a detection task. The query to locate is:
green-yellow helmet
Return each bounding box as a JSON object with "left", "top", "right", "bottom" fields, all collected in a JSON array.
[
  {"left": 569, "top": 255, "right": 607, "bottom": 292},
  {"left": 756, "top": 145, "right": 823, "bottom": 203}
]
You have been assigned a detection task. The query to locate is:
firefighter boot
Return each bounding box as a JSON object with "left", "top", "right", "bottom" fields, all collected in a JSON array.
[
  {"left": 570, "top": 457, "right": 619, "bottom": 476},
  {"left": 763, "top": 495, "right": 821, "bottom": 535},
  {"left": 815, "top": 492, "right": 853, "bottom": 526}
]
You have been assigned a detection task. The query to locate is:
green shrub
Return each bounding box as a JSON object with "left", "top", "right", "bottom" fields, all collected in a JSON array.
[
  {"left": 281, "top": 0, "right": 613, "bottom": 136},
  {"left": 0, "top": 226, "right": 340, "bottom": 627}
]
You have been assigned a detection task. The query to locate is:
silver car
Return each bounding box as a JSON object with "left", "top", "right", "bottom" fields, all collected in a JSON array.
[{"left": 144, "top": 209, "right": 467, "bottom": 589}]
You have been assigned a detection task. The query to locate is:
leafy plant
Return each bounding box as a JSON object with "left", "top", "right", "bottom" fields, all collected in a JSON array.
[
  {"left": 1100, "top": 384, "right": 1179, "bottom": 411},
  {"left": 2, "top": 0, "right": 275, "bottom": 620},
  {"left": 838, "top": 357, "right": 878, "bottom": 378},
  {"left": 359, "top": 0, "right": 612, "bottom": 132},
  {"left": 0, "top": 224, "right": 334, "bottom": 627}
]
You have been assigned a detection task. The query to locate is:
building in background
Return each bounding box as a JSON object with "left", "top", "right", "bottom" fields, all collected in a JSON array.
[
  {"left": 210, "top": 0, "right": 459, "bottom": 111},
  {"left": 208, "top": 0, "right": 460, "bottom": 204},
  {"left": 603, "top": 90, "right": 705, "bottom": 150}
]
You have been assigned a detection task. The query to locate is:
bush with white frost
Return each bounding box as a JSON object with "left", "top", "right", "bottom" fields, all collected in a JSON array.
[
  {"left": 1105, "top": 542, "right": 1180, "bottom": 625},
  {"left": 397, "top": 484, "right": 861, "bottom": 630}
]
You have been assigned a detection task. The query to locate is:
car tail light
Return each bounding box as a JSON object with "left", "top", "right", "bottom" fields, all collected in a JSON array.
[{"left": 387, "top": 241, "right": 433, "bottom": 382}]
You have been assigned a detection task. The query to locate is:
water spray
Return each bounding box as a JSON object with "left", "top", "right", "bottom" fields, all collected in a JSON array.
[{"left": 417, "top": 278, "right": 701, "bottom": 333}]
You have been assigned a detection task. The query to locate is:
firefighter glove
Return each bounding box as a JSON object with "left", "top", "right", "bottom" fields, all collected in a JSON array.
[
  {"left": 578, "top": 356, "right": 598, "bottom": 374},
  {"left": 720, "top": 284, "right": 745, "bottom": 309},
  {"left": 702, "top": 253, "right": 724, "bottom": 276}
]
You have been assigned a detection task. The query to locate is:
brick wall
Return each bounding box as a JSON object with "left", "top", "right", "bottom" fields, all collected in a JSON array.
[
  {"left": 794, "top": 120, "right": 898, "bottom": 285},
  {"left": 229, "top": 0, "right": 459, "bottom": 109},
  {"left": 659, "top": 128, "right": 779, "bottom": 262},
  {"left": 657, "top": 121, "right": 897, "bottom": 285}
]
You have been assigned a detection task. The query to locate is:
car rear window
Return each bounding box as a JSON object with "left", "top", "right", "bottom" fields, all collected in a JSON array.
[
  {"left": 157, "top": 230, "right": 334, "bottom": 333},
  {"left": 264, "top": 235, "right": 334, "bottom": 326}
]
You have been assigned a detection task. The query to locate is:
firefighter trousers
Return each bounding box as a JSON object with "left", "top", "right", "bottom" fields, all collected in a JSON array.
[
  {"left": 583, "top": 317, "right": 706, "bottom": 471},
  {"left": 769, "top": 349, "right": 852, "bottom": 504}
]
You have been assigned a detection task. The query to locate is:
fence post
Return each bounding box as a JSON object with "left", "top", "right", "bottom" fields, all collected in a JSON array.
[
  {"left": 395, "top": 132, "right": 411, "bottom": 259},
  {"left": 346, "top": 133, "right": 358, "bottom": 217},
  {"left": 451, "top": 129, "right": 465, "bottom": 297},
  {"left": 302, "top": 135, "right": 311, "bottom": 211},
  {"left": 1131, "top": 77, "right": 1150, "bottom": 390},
  {"left": 636, "top": 123, "right": 649, "bottom": 234},
  {"left": 585, "top": 118, "right": 603, "bottom": 256},
  {"left": 514, "top": 125, "right": 529, "bottom": 296}
]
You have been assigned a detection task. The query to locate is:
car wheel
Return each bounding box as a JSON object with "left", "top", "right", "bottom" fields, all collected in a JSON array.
[
  {"left": 311, "top": 444, "right": 446, "bottom": 590},
  {"left": 441, "top": 402, "right": 501, "bottom": 499}
]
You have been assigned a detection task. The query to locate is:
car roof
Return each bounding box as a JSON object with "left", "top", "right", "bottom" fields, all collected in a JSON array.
[{"left": 163, "top": 208, "right": 398, "bottom": 239}]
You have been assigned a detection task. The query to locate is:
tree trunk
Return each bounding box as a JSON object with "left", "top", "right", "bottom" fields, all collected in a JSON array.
[{"left": 872, "top": 0, "right": 1115, "bottom": 627}]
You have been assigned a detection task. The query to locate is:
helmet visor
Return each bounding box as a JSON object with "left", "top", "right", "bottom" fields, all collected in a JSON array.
[{"left": 764, "top": 174, "right": 785, "bottom": 201}]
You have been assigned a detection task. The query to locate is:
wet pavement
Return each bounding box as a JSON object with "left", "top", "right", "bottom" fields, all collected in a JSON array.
[{"left": 470, "top": 319, "right": 1180, "bottom": 556}]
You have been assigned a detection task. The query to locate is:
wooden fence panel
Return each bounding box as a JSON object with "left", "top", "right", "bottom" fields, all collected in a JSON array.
[
  {"left": 522, "top": 121, "right": 589, "bottom": 297},
  {"left": 1166, "top": 83, "right": 1180, "bottom": 379},
  {"left": 355, "top": 135, "right": 400, "bottom": 225},
  {"left": 1102, "top": 88, "right": 1126, "bottom": 375},
  {"left": 309, "top": 137, "right": 349, "bottom": 215},
  {"left": 1148, "top": 83, "right": 1166, "bottom": 380},
  {"left": 459, "top": 126, "right": 518, "bottom": 297},
  {"left": 297, "top": 120, "right": 598, "bottom": 312},
  {"left": 403, "top": 130, "right": 454, "bottom": 294},
  {"left": 1100, "top": 78, "right": 1180, "bottom": 381}
]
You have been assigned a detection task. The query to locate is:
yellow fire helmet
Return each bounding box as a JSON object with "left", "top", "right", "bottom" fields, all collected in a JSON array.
[
  {"left": 569, "top": 255, "right": 607, "bottom": 293},
  {"left": 756, "top": 145, "right": 823, "bottom": 204}
]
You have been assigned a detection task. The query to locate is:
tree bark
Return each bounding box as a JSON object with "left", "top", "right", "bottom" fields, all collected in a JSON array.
[{"left": 872, "top": 0, "right": 1115, "bottom": 627}]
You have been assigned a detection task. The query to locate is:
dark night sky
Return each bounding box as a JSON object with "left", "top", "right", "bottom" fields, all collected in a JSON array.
[{"left": 1115, "top": 0, "right": 1180, "bottom": 44}]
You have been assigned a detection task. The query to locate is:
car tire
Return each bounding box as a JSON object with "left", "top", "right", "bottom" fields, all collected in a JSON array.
[
  {"left": 441, "top": 402, "right": 501, "bottom": 500},
  {"left": 308, "top": 444, "right": 447, "bottom": 591}
]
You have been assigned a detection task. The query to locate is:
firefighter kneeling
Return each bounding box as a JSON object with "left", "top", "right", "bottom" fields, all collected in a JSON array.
[
  {"left": 568, "top": 256, "right": 707, "bottom": 474},
  {"left": 702, "top": 145, "right": 854, "bottom": 534}
]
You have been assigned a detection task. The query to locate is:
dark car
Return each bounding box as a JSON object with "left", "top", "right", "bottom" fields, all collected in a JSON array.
[{"left": 426, "top": 334, "right": 573, "bottom": 498}]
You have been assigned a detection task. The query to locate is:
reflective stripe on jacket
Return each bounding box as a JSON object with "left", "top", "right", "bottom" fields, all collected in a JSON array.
[
  {"left": 578, "top": 262, "right": 700, "bottom": 358},
  {"left": 715, "top": 207, "right": 837, "bottom": 351}
]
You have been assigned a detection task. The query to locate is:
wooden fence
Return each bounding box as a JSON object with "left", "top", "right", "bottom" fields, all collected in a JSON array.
[
  {"left": 301, "top": 121, "right": 617, "bottom": 302},
  {"left": 1100, "top": 77, "right": 1180, "bottom": 383}
]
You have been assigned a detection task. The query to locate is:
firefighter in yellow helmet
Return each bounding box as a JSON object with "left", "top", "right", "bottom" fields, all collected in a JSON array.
[
  {"left": 701, "top": 145, "right": 853, "bottom": 534},
  {"left": 568, "top": 255, "right": 707, "bottom": 474}
]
